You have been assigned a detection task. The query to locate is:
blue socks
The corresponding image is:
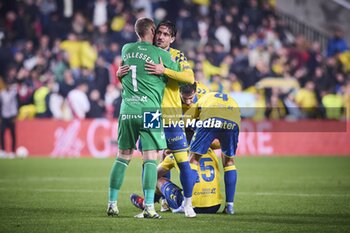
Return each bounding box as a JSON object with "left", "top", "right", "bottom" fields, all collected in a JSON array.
[
  {"left": 224, "top": 165, "right": 237, "bottom": 203},
  {"left": 177, "top": 161, "right": 196, "bottom": 198}
]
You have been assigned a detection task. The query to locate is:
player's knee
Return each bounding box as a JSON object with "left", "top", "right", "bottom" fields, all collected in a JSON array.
[
  {"left": 223, "top": 157, "right": 235, "bottom": 167},
  {"left": 189, "top": 152, "right": 201, "bottom": 165},
  {"left": 118, "top": 149, "right": 133, "bottom": 160},
  {"left": 162, "top": 149, "right": 171, "bottom": 161},
  {"left": 157, "top": 177, "right": 168, "bottom": 190},
  {"left": 143, "top": 150, "right": 159, "bottom": 160}
]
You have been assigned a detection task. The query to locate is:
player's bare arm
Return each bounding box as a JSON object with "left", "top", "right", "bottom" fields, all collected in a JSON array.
[
  {"left": 116, "top": 64, "right": 130, "bottom": 80},
  {"left": 145, "top": 57, "right": 165, "bottom": 75}
]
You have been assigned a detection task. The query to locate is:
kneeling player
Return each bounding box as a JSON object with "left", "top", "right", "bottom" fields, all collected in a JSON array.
[{"left": 130, "top": 144, "right": 222, "bottom": 215}]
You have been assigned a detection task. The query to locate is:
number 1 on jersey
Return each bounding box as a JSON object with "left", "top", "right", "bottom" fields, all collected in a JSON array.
[{"left": 130, "top": 65, "right": 138, "bottom": 91}]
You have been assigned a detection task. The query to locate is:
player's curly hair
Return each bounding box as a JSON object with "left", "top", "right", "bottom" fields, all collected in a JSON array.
[
  {"left": 180, "top": 82, "right": 197, "bottom": 95},
  {"left": 156, "top": 20, "right": 177, "bottom": 38}
]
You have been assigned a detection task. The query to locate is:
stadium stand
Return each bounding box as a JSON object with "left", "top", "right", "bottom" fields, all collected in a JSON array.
[{"left": 0, "top": 0, "right": 349, "bottom": 121}]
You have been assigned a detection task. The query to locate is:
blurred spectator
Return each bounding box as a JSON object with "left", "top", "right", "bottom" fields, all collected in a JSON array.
[
  {"left": 93, "top": 23, "right": 112, "bottom": 47},
  {"left": 327, "top": 28, "right": 349, "bottom": 57},
  {"left": 46, "top": 12, "right": 68, "bottom": 40},
  {"left": 284, "top": 91, "right": 303, "bottom": 120},
  {"left": 16, "top": 68, "right": 34, "bottom": 106},
  {"left": 86, "top": 89, "right": 105, "bottom": 118},
  {"left": 215, "top": 23, "right": 231, "bottom": 52},
  {"left": 242, "top": 60, "right": 270, "bottom": 90},
  {"left": 78, "top": 67, "right": 94, "bottom": 89},
  {"left": 13, "top": 52, "right": 25, "bottom": 71},
  {"left": 133, "top": 0, "right": 152, "bottom": 18},
  {"left": 94, "top": 57, "right": 110, "bottom": 98},
  {"left": 38, "top": 0, "right": 57, "bottom": 32},
  {"left": 51, "top": 52, "right": 69, "bottom": 83},
  {"left": 4, "top": 11, "right": 26, "bottom": 41},
  {"left": 100, "top": 42, "right": 119, "bottom": 64},
  {"left": 265, "top": 88, "right": 286, "bottom": 119},
  {"left": 244, "top": 0, "right": 263, "bottom": 29},
  {"left": 343, "top": 81, "right": 350, "bottom": 119},
  {"left": 0, "top": 81, "right": 18, "bottom": 158},
  {"left": 37, "top": 35, "right": 52, "bottom": 59},
  {"left": 34, "top": 77, "right": 54, "bottom": 118},
  {"left": 92, "top": 0, "right": 108, "bottom": 28},
  {"left": 312, "top": 66, "right": 331, "bottom": 102},
  {"left": 60, "top": 33, "right": 81, "bottom": 73},
  {"left": 67, "top": 80, "right": 90, "bottom": 119},
  {"left": 49, "top": 83, "right": 64, "bottom": 119},
  {"left": 307, "top": 42, "right": 323, "bottom": 76},
  {"left": 23, "top": 40, "right": 35, "bottom": 60},
  {"left": 295, "top": 81, "right": 318, "bottom": 118},
  {"left": 112, "top": 22, "right": 137, "bottom": 45},
  {"left": 176, "top": 6, "right": 198, "bottom": 42},
  {"left": 209, "top": 75, "right": 223, "bottom": 92},
  {"left": 248, "top": 38, "right": 270, "bottom": 67},
  {"left": 338, "top": 50, "right": 350, "bottom": 74},
  {"left": 321, "top": 89, "right": 343, "bottom": 120},
  {"left": 80, "top": 38, "right": 98, "bottom": 70},
  {"left": 16, "top": 69, "right": 36, "bottom": 120},
  {"left": 226, "top": 73, "right": 242, "bottom": 93},
  {"left": 59, "top": 70, "right": 75, "bottom": 98},
  {"left": 71, "top": 11, "right": 89, "bottom": 35}
]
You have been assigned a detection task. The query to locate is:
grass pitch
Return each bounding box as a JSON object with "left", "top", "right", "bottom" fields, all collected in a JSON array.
[{"left": 0, "top": 156, "right": 349, "bottom": 233}]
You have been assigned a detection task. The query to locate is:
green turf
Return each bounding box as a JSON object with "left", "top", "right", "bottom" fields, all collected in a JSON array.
[{"left": 0, "top": 156, "right": 349, "bottom": 233}]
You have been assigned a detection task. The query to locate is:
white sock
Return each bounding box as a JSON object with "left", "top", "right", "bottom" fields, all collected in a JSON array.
[
  {"left": 108, "top": 201, "right": 116, "bottom": 206},
  {"left": 226, "top": 202, "right": 233, "bottom": 207},
  {"left": 145, "top": 204, "right": 155, "bottom": 210},
  {"left": 184, "top": 197, "right": 192, "bottom": 207}
]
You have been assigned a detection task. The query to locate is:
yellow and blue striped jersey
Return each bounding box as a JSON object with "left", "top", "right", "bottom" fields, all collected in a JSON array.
[
  {"left": 185, "top": 92, "right": 241, "bottom": 127},
  {"left": 196, "top": 82, "right": 210, "bottom": 100},
  {"left": 159, "top": 148, "right": 222, "bottom": 208},
  {"left": 162, "top": 48, "right": 194, "bottom": 122}
]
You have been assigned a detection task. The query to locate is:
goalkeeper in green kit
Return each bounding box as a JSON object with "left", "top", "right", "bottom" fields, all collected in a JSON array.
[{"left": 107, "top": 17, "right": 186, "bottom": 219}]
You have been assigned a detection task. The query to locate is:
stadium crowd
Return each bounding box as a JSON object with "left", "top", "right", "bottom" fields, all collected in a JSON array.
[{"left": 0, "top": 0, "right": 349, "bottom": 121}]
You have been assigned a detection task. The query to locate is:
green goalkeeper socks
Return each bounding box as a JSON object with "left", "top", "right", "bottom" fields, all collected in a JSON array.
[
  {"left": 109, "top": 157, "right": 129, "bottom": 202},
  {"left": 143, "top": 160, "right": 158, "bottom": 205}
]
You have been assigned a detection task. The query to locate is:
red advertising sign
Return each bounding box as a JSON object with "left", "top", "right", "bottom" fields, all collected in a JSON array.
[{"left": 7, "top": 119, "right": 350, "bottom": 157}]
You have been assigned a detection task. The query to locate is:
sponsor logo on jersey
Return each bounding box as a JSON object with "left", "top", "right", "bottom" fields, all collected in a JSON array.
[
  {"left": 121, "top": 114, "right": 142, "bottom": 120},
  {"left": 194, "top": 188, "right": 216, "bottom": 196},
  {"left": 124, "top": 96, "right": 148, "bottom": 103},
  {"left": 138, "top": 46, "right": 147, "bottom": 51},
  {"left": 167, "top": 135, "right": 184, "bottom": 143}
]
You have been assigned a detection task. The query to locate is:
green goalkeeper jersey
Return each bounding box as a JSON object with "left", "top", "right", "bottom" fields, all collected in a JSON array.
[{"left": 120, "top": 41, "right": 180, "bottom": 114}]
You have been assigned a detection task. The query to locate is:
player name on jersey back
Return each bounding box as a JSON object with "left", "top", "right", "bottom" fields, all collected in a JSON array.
[{"left": 123, "top": 51, "right": 155, "bottom": 63}]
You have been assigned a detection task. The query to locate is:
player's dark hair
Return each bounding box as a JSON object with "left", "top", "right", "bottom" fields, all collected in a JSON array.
[
  {"left": 180, "top": 82, "right": 197, "bottom": 95},
  {"left": 156, "top": 20, "right": 177, "bottom": 37},
  {"left": 135, "top": 17, "right": 154, "bottom": 38}
]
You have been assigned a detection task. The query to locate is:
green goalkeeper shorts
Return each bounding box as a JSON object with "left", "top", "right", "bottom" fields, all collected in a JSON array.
[{"left": 117, "top": 115, "right": 167, "bottom": 151}]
